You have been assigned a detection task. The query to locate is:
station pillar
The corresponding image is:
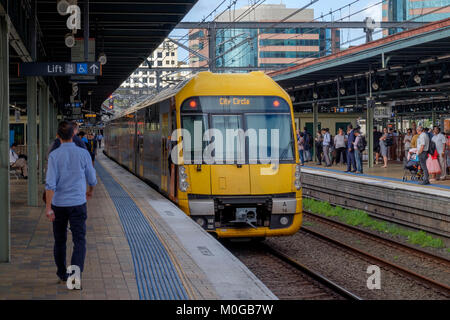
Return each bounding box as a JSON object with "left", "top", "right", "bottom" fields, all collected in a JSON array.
[
  {"left": 27, "top": 77, "right": 39, "bottom": 206},
  {"left": 367, "top": 98, "right": 374, "bottom": 169},
  {"left": 0, "top": 14, "right": 10, "bottom": 262},
  {"left": 312, "top": 102, "right": 319, "bottom": 160},
  {"left": 39, "top": 84, "right": 49, "bottom": 184}
]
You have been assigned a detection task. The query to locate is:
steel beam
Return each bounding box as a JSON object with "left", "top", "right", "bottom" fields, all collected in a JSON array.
[
  {"left": 0, "top": 14, "right": 10, "bottom": 263},
  {"left": 27, "top": 77, "right": 38, "bottom": 206},
  {"left": 175, "top": 21, "right": 427, "bottom": 30},
  {"left": 367, "top": 98, "right": 374, "bottom": 169}
]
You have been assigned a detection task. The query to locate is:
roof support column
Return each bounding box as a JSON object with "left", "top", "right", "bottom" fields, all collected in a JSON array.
[
  {"left": 313, "top": 101, "right": 319, "bottom": 161},
  {"left": 39, "top": 84, "right": 49, "bottom": 184},
  {"left": 367, "top": 98, "right": 374, "bottom": 169},
  {"left": 0, "top": 14, "right": 11, "bottom": 262},
  {"left": 208, "top": 27, "right": 217, "bottom": 73},
  {"left": 27, "top": 77, "right": 38, "bottom": 206}
]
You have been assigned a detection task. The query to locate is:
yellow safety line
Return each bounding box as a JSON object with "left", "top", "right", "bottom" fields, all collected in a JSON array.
[{"left": 98, "top": 159, "right": 198, "bottom": 300}]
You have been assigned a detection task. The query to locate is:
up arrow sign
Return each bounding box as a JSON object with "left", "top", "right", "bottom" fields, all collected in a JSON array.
[{"left": 89, "top": 63, "right": 99, "bottom": 74}]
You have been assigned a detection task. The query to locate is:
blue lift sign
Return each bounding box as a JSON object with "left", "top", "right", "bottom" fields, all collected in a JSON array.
[{"left": 19, "top": 62, "right": 102, "bottom": 76}]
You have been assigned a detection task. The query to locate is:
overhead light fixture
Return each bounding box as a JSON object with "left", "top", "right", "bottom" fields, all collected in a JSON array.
[
  {"left": 414, "top": 75, "right": 421, "bottom": 84},
  {"left": 339, "top": 88, "right": 346, "bottom": 95},
  {"left": 98, "top": 53, "right": 107, "bottom": 65},
  {"left": 65, "top": 33, "right": 75, "bottom": 48},
  {"left": 313, "top": 92, "right": 318, "bottom": 99},
  {"left": 372, "top": 82, "right": 379, "bottom": 91}
]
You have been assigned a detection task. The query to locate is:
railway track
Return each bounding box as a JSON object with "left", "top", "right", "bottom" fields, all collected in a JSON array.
[
  {"left": 225, "top": 241, "right": 362, "bottom": 300},
  {"left": 300, "top": 213, "right": 450, "bottom": 296}
]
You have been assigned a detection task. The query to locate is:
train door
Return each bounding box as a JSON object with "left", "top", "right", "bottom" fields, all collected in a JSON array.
[
  {"left": 135, "top": 110, "right": 145, "bottom": 177},
  {"left": 168, "top": 102, "right": 177, "bottom": 200},
  {"left": 161, "top": 112, "right": 169, "bottom": 192}
]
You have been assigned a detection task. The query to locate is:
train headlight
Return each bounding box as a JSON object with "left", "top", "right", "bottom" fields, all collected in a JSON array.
[
  {"left": 179, "top": 166, "right": 189, "bottom": 192},
  {"left": 280, "top": 216, "right": 289, "bottom": 226},
  {"left": 294, "top": 164, "right": 302, "bottom": 190}
]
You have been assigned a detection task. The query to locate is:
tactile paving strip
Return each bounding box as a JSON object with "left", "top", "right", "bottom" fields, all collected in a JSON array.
[{"left": 95, "top": 162, "right": 188, "bottom": 300}]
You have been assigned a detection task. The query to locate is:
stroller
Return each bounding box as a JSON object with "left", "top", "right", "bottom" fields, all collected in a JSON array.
[{"left": 402, "top": 155, "right": 423, "bottom": 182}]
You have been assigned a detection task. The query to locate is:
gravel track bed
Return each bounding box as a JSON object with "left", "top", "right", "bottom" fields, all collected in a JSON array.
[
  {"left": 224, "top": 241, "right": 345, "bottom": 300},
  {"left": 304, "top": 214, "right": 450, "bottom": 287},
  {"left": 266, "top": 231, "right": 450, "bottom": 300}
]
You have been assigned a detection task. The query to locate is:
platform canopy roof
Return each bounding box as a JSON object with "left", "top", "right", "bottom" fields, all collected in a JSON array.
[
  {"left": 4, "top": 0, "right": 197, "bottom": 113},
  {"left": 270, "top": 18, "right": 450, "bottom": 110}
]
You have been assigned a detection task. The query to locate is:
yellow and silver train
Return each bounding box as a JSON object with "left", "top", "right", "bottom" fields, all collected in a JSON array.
[{"left": 104, "top": 72, "right": 302, "bottom": 238}]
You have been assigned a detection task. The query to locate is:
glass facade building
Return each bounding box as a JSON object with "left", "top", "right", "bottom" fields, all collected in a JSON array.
[{"left": 383, "top": 0, "right": 450, "bottom": 35}]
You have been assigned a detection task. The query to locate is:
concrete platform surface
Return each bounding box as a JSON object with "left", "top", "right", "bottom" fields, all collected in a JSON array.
[{"left": 0, "top": 152, "right": 276, "bottom": 300}]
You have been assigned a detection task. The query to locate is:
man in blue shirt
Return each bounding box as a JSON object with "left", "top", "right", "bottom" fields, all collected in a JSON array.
[
  {"left": 45, "top": 121, "right": 97, "bottom": 286},
  {"left": 345, "top": 124, "right": 357, "bottom": 172}
]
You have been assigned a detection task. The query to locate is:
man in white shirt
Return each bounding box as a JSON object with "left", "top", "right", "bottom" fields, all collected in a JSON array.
[
  {"left": 416, "top": 126, "right": 430, "bottom": 185},
  {"left": 322, "top": 128, "right": 331, "bottom": 167},
  {"left": 432, "top": 126, "right": 447, "bottom": 180},
  {"left": 9, "top": 143, "right": 28, "bottom": 179}
]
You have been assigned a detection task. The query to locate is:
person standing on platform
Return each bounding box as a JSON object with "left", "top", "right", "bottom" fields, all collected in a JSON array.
[
  {"left": 353, "top": 129, "right": 364, "bottom": 174},
  {"left": 379, "top": 127, "right": 389, "bottom": 168},
  {"left": 322, "top": 128, "right": 331, "bottom": 167},
  {"left": 315, "top": 130, "right": 323, "bottom": 165},
  {"left": 97, "top": 132, "right": 103, "bottom": 149},
  {"left": 345, "top": 124, "right": 357, "bottom": 172},
  {"left": 86, "top": 133, "right": 98, "bottom": 166},
  {"left": 303, "top": 127, "right": 312, "bottom": 162},
  {"left": 334, "top": 128, "right": 347, "bottom": 166},
  {"left": 403, "top": 128, "right": 413, "bottom": 160},
  {"left": 45, "top": 121, "right": 97, "bottom": 286},
  {"left": 373, "top": 128, "right": 382, "bottom": 165},
  {"left": 432, "top": 126, "right": 447, "bottom": 181},
  {"left": 417, "top": 126, "right": 430, "bottom": 185},
  {"left": 297, "top": 132, "right": 305, "bottom": 166}
]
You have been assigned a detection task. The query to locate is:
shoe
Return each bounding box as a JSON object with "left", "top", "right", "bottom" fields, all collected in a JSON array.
[
  {"left": 344, "top": 170, "right": 350, "bottom": 173},
  {"left": 356, "top": 171, "right": 362, "bottom": 174},
  {"left": 419, "top": 180, "right": 430, "bottom": 185},
  {"left": 57, "top": 273, "right": 68, "bottom": 283},
  {"left": 351, "top": 170, "right": 357, "bottom": 173}
]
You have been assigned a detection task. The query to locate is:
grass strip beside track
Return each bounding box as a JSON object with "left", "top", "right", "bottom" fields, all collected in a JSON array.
[{"left": 303, "top": 198, "right": 447, "bottom": 250}]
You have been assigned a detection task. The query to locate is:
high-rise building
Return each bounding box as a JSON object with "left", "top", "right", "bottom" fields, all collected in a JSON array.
[
  {"left": 121, "top": 39, "right": 190, "bottom": 90},
  {"left": 188, "top": 4, "right": 340, "bottom": 70},
  {"left": 382, "top": 0, "right": 450, "bottom": 35}
]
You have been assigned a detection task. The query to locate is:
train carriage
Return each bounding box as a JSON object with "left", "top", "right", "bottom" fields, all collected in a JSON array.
[{"left": 105, "top": 71, "right": 302, "bottom": 238}]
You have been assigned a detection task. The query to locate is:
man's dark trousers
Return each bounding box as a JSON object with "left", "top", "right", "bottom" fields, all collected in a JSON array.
[
  {"left": 52, "top": 203, "right": 87, "bottom": 279},
  {"left": 418, "top": 152, "right": 430, "bottom": 183},
  {"left": 347, "top": 149, "right": 357, "bottom": 171}
]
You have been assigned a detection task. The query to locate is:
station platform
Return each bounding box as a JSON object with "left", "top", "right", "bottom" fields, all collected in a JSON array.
[
  {"left": 0, "top": 153, "right": 276, "bottom": 300},
  {"left": 305, "top": 161, "right": 450, "bottom": 190},
  {"left": 300, "top": 162, "right": 450, "bottom": 238}
]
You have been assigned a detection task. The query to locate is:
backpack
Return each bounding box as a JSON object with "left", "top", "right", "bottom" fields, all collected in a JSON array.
[
  {"left": 428, "top": 140, "right": 436, "bottom": 156},
  {"left": 385, "top": 136, "right": 393, "bottom": 147},
  {"left": 358, "top": 136, "right": 367, "bottom": 152}
]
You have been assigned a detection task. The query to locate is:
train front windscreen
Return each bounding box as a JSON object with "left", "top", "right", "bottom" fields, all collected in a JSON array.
[{"left": 181, "top": 96, "right": 295, "bottom": 164}]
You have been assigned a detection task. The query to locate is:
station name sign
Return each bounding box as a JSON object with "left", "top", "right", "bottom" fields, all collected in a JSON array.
[{"left": 19, "top": 62, "right": 102, "bottom": 77}]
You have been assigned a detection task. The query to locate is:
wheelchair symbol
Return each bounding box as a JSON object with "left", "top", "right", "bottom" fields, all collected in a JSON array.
[{"left": 77, "top": 63, "right": 88, "bottom": 74}]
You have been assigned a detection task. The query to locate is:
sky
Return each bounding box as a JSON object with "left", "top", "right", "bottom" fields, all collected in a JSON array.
[{"left": 171, "top": 0, "right": 384, "bottom": 61}]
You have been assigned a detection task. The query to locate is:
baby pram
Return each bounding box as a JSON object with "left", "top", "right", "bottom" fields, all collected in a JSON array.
[{"left": 402, "top": 155, "right": 423, "bottom": 182}]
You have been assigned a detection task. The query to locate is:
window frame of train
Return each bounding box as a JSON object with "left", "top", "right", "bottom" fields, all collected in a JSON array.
[{"left": 180, "top": 96, "right": 295, "bottom": 165}]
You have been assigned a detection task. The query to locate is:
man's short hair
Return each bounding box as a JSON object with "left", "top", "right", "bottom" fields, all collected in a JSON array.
[
  {"left": 57, "top": 121, "right": 74, "bottom": 141},
  {"left": 347, "top": 124, "right": 353, "bottom": 130},
  {"left": 71, "top": 121, "right": 79, "bottom": 130},
  {"left": 11, "top": 143, "right": 18, "bottom": 148},
  {"left": 434, "top": 127, "right": 441, "bottom": 133}
]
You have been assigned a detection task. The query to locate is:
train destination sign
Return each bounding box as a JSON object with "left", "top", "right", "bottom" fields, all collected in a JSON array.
[{"left": 18, "top": 62, "right": 102, "bottom": 77}]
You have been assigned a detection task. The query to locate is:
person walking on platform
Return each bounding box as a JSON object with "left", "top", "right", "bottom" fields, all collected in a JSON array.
[
  {"left": 97, "top": 132, "right": 103, "bottom": 149},
  {"left": 417, "top": 126, "right": 430, "bottom": 185},
  {"left": 45, "top": 121, "right": 97, "bottom": 286},
  {"left": 86, "top": 133, "right": 98, "bottom": 165},
  {"left": 345, "top": 124, "right": 357, "bottom": 172},
  {"left": 432, "top": 126, "right": 447, "bottom": 180},
  {"left": 303, "top": 127, "right": 312, "bottom": 162},
  {"left": 48, "top": 121, "right": 87, "bottom": 155},
  {"left": 322, "top": 128, "right": 332, "bottom": 167}
]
